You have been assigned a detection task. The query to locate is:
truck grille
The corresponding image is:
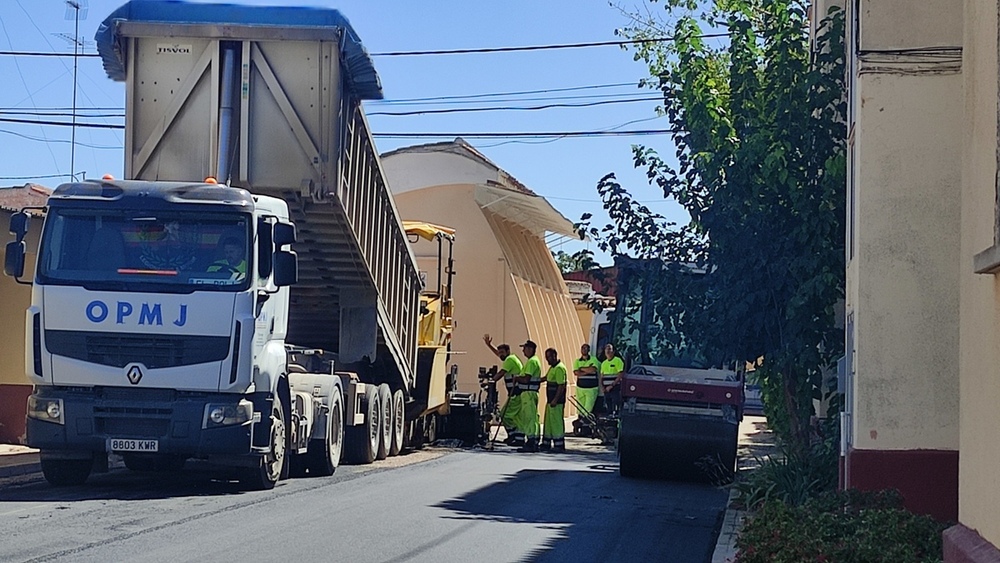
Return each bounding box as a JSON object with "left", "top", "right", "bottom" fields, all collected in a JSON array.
[
  {"left": 97, "top": 417, "right": 170, "bottom": 438},
  {"left": 46, "top": 330, "right": 229, "bottom": 369}
]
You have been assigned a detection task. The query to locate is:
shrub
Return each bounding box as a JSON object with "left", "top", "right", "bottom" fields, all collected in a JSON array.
[{"left": 735, "top": 490, "right": 948, "bottom": 563}]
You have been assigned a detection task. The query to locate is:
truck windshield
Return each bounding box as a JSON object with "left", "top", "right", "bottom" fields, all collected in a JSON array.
[{"left": 37, "top": 208, "right": 251, "bottom": 293}]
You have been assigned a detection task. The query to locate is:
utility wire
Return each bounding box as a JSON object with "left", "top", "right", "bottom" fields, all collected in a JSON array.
[
  {"left": 367, "top": 96, "right": 662, "bottom": 117},
  {"left": 370, "top": 82, "right": 641, "bottom": 104},
  {"left": 0, "top": 116, "right": 680, "bottom": 138},
  {"left": 0, "top": 32, "right": 730, "bottom": 60},
  {"left": 0, "top": 172, "right": 81, "bottom": 180},
  {"left": 374, "top": 129, "right": 678, "bottom": 138},
  {"left": 0, "top": 50, "right": 99, "bottom": 57},
  {"left": 370, "top": 33, "right": 729, "bottom": 57}
]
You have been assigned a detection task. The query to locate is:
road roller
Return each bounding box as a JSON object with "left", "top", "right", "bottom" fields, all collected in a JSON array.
[{"left": 609, "top": 257, "right": 744, "bottom": 482}]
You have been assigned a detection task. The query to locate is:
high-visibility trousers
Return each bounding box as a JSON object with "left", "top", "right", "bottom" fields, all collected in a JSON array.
[
  {"left": 517, "top": 391, "right": 540, "bottom": 440},
  {"left": 501, "top": 392, "right": 522, "bottom": 436},
  {"left": 575, "top": 387, "right": 598, "bottom": 416},
  {"left": 543, "top": 402, "right": 565, "bottom": 447}
]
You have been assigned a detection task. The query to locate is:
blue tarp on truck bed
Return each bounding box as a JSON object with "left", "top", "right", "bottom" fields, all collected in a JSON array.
[{"left": 95, "top": 0, "right": 383, "bottom": 100}]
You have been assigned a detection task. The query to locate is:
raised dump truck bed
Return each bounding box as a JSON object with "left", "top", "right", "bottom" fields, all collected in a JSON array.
[{"left": 96, "top": 2, "right": 420, "bottom": 391}]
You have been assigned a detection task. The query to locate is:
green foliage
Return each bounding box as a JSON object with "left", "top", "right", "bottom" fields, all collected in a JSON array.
[
  {"left": 736, "top": 490, "right": 948, "bottom": 563},
  {"left": 735, "top": 424, "right": 840, "bottom": 510},
  {"left": 582, "top": 0, "right": 848, "bottom": 451},
  {"left": 552, "top": 249, "right": 597, "bottom": 274}
]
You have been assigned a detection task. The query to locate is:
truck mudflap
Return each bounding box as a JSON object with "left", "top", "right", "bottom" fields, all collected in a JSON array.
[
  {"left": 25, "top": 387, "right": 263, "bottom": 459},
  {"left": 618, "top": 404, "right": 738, "bottom": 483}
]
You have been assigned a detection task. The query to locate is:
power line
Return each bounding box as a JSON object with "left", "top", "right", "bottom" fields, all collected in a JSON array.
[
  {"left": 370, "top": 33, "right": 729, "bottom": 57},
  {"left": 0, "top": 117, "right": 122, "bottom": 129},
  {"left": 374, "top": 129, "right": 677, "bottom": 138},
  {"left": 370, "top": 82, "right": 641, "bottom": 104},
  {"left": 0, "top": 50, "right": 99, "bottom": 57},
  {"left": 367, "top": 96, "right": 662, "bottom": 117},
  {"left": 0, "top": 128, "right": 120, "bottom": 149},
  {"left": 0, "top": 172, "right": 81, "bottom": 180}
]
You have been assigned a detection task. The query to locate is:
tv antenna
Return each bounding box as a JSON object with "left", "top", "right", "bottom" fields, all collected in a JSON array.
[{"left": 62, "top": 0, "right": 89, "bottom": 182}]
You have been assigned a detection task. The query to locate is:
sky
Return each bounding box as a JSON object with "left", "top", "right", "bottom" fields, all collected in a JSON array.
[{"left": 0, "top": 0, "right": 690, "bottom": 266}]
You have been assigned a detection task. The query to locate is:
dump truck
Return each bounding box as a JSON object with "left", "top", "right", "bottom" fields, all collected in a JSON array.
[
  {"left": 610, "top": 257, "right": 744, "bottom": 481},
  {"left": 2, "top": 1, "right": 455, "bottom": 489}
]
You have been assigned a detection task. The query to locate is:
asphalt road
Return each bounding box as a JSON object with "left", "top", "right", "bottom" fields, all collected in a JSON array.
[{"left": 0, "top": 440, "right": 727, "bottom": 563}]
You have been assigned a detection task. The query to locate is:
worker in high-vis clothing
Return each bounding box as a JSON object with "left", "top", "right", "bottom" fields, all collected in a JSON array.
[
  {"left": 601, "top": 343, "right": 625, "bottom": 417},
  {"left": 483, "top": 334, "right": 524, "bottom": 446},
  {"left": 573, "top": 343, "right": 600, "bottom": 418},
  {"left": 515, "top": 339, "right": 543, "bottom": 453},
  {"left": 541, "top": 347, "right": 567, "bottom": 452}
]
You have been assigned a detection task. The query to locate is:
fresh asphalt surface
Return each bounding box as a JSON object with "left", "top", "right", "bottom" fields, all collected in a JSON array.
[{"left": 0, "top": 440, "right": 727, "bottom": 563}]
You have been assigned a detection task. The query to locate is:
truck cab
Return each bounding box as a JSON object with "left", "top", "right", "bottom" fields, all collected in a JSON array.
[{"left": 6, "top": 178, "right": 298, "bottom": 487}]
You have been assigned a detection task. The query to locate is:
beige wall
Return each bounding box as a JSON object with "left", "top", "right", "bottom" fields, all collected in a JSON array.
[
  {"left": 860, "top": 0, "right": 964, "bottom": 51},
  {"left": 958, "top": 0, "right": 1000, "bottom": 545},
  {"left": 847, "top": 0, "right": 963, "bottom": 452},
  {"left": 0, "top": 210, "right": 40, "bottom": 387}
]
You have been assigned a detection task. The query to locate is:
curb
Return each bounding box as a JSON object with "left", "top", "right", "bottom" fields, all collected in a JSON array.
[
  {"left": 711, "top": 487, "right": 743, "bottom": 563},
  {"left": 0, "top": 451, "right": 40, "bottom": 479}
]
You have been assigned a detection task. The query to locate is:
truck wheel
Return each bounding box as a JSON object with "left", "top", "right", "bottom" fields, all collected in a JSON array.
[
  {"left": 376, "top": 384, "right": 392, "bottom": 460},
  {"left": 405, "top": 418, "right": 424, "bottom": 450},
  {"left": 241, "top": 397, "right": 286, "bottom": 490},
  {"left": 389, "top": 389, "right": 405, "bottom": 456},
  {"left": 306, "top": 384, "right": 344, "bottom": 477},
  {"left": 345, "top": 384, "right": 379, "bottom": 464},
  {"left": 40, "top": 457, "right": 92, "bottom": 487},
  {"left": 425, "top": 413, "right": 438, "bottom": 444}
]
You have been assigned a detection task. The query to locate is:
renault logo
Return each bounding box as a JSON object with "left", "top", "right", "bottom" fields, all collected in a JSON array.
[{"left": 126, "top": 364, "right": 144, "bottom": 385}]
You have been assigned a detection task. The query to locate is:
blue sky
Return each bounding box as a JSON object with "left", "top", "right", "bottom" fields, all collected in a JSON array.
[{"left": 0, "top": 0, "right": 689, "bottom": 265}]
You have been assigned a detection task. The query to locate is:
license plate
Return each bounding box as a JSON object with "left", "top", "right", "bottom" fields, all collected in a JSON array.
[{"left": 107, "top": 438, "right": 159, "bottom": 452}]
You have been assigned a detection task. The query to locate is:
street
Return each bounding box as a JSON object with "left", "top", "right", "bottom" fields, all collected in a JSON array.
[{"left": 0, "top": 440, "right": 727, "bottom": 563}]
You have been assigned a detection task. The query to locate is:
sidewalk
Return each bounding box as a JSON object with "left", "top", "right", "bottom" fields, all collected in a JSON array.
[
  {"left": 711, "top": 415, "right": 776, "bottom": 563},
  {"left": 0, "top": 444, "right": 40, "bottom": 478}
]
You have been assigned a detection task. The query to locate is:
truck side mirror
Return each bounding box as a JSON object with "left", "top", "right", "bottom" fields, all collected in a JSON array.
[
  {"left": 9, "top": 212, "right": 29, "bottom": 240},
  {"left": 273, "top": 250, "right": 297, "bottom": 287},
  {"left": 4, "top": 240, "right": 25, "bottom": 278},
  {"left": 257, "top": 218, "right": 273, "bottom": 278},
  {"left": 273, "top": 222, "right": 296, "bottom": 246}
]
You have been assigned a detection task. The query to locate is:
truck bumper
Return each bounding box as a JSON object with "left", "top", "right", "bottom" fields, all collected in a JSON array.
[{"left": 26, "top": 386, "right": 267, "bottom": 458}]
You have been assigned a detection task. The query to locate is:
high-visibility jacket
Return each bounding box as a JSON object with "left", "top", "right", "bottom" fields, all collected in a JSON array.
[
  {"left": 573, "top": 355, "right": 600, "bottom": 389},
  {"left": 545, "top": 361, "right": 568, "bottom": 404},
  {"left": 501, "top": 354, "right": 523, "bottom": 392},
  {"left": 601, "top": 356, "right": 625, "bottom": 388},
  {"left": 521, "top": 355, "right": 543, "bottom": 392}
]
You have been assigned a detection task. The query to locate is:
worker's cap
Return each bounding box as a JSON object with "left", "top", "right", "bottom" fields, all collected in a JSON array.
[{"left": 520, "top": 340, "right": 537, "bottom": 349}]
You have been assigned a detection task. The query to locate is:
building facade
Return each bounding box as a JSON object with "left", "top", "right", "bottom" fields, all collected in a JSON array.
[
  {"left": 0, "top": 185, "right": 49, "bottom": 444},
  {"left": 826, "top": 0, "right": 1000, "bottom": 557},
  {"left": 381, "top": 139, "right": 585, "bottom": 396}
]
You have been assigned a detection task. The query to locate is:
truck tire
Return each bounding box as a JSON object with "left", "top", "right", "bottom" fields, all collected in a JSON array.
[
  {"left": 345, "top": 385, "right": 379, "bottom": 464},
  {"left": 389, "top": 389, "right": 405, "bottom": 456},
  {"left": 306, "top": 383, "right": 344, "bottom": 477},
  {"left": 241, "top": 396, "right": 286, "bottom": 490},
  {"left": 40, "top": 457, "right": 92, "bottom": 487},
  {"left": 425, "top": 413, "right": 438, "bottom": 444},
  {"left": 376, "top": 384, "right": 392, "bottom": 460}
]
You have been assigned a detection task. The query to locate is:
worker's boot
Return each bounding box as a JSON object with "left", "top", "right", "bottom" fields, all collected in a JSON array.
[
  {"left": 517, "top": 438, "right": 539, "bottom": 453},
  {"left": 538, "top": 440, "right": 552, "bottom": 451}
]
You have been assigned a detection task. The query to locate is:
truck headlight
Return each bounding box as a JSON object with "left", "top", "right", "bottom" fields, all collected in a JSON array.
[
  {"left": 27, "top": 396, "right": 64, "bottom": 425},
  {"left": 203, "top": 399, "right": 254, "bottom": 429}
]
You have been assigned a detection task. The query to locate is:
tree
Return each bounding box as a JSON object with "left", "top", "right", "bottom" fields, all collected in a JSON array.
[{"left": 579, "top": 0, "right": 846, "bottom": 450}]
